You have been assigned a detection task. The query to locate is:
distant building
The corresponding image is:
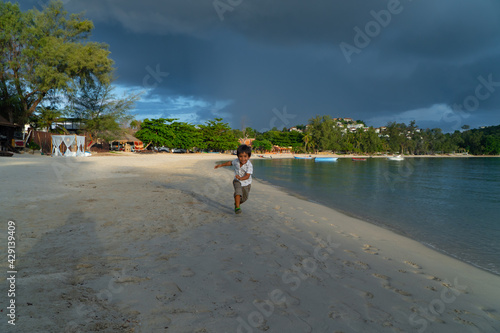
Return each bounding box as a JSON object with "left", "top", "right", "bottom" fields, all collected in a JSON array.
[{"left": 272, "top": 145, "right": 292, "bottom": 153}]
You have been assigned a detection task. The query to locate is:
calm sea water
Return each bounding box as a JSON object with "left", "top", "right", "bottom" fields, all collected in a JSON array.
[{"left": 250, "top": 157, "right": 500, "bottom": 275}]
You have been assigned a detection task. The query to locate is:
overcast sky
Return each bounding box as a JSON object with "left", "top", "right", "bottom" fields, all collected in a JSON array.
[{"left": 17, "top": 0, "right": 500, "bottom": 132}]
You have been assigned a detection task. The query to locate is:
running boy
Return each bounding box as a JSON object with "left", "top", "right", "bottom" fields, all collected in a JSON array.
[{"left": 214, "top": 144, "right": 253, "bottom": 214}]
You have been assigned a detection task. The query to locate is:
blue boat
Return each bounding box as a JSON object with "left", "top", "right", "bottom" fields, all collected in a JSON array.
[
  {"left": 294, "top": 156, "right": 313, "bottom": 159},
  {"left": 314, "top": 157, "right": 338, "bottom": 162}
]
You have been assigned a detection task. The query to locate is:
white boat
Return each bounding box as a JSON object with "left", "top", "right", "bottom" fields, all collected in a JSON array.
[
  {"left": 387, "top": 155, "right": 404, "bottom": 161},
  {"left": 314, "top": 157, "right": 338, "bottom": 162}
]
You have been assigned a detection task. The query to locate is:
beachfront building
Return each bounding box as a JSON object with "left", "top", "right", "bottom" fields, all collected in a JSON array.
[
  {"left": 0, "top": 115, "right": 19, "bottom": 154},
  {"left": 238, "top": 138, "right": 255, "bottom": 146},
  {"left": 110, "top": 133, "right": 144, "bottom": 152},
  {"left": 272, "top": 145, "right": 292, "bottom": 153}
]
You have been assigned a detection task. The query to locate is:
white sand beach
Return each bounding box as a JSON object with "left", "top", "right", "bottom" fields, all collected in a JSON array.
[{"left": 1, "top": 152, "right": 499, "bottom": 332}]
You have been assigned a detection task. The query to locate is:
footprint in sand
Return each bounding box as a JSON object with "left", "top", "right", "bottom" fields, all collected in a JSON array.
[
  {"left": 355, "top": 261, "right": 370, "bottom": 270},
  {"left": 392, "top": 288, "right": 412, "bottom": 297},
  {"left": 308, "top": 231, "right": 319, "bottom": 238},
  {"left": 363, "top": 291, "right": 374, "bottom": 299},
  {"left": 372, "top": 273, "right": 390, "bottom": 281},
  {"left": 343, "top": 249, "right": 357, "bottom": 257},
  {"left": 181, "top": 268, "right": 195, "bottom": 277},
  {"left": 328, "top": 304, "right": 364, "bottom": 331},
  {"left": 404, "top": 260, "right": 422, "bottom": 269},
  {"left": 481, "top": 307, "right": 500, "bottom": 320},
  {"left": 424, "top": 275, "right": 442, "bottom": 283},
  {"left": 363, "top": 244, "right": 379, "bottom": 255},
  {"left": 454, "top": 316, "right": 476, "bottom": 326},
  {"left": 226, "top": 270, "right": 245, "bottom": 283}
]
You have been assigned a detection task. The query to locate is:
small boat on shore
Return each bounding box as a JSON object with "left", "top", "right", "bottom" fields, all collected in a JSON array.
[
  {"left": 314, "top": 157, "right": 338, "bottom": 162},
  {"left": 258, "top": 154, "right": 272, "bottom": 158},
  {"left": 294, "top": 156, "right": 313, "bottom": 159},
  {"left": 388, "top": 155, "right": 404, "bottom": 161},
  {"left": 352, "top": 157, "right": 367, "bottom": 161}
]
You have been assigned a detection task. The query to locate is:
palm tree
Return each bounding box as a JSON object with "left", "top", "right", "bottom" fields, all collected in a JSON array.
[
  {"left": 36, "top": 107, "right": 68, "bottom": 133},
  {"left": 303, "top": 133, "right": 312, "bottom": 152}
]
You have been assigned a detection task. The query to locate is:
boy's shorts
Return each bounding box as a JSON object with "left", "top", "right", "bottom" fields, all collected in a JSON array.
[{"left": 233, "top": 179, "right": 251, "bottom": 204}]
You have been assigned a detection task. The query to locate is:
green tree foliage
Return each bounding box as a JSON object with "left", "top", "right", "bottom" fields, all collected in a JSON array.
[
  {"left": 308, "top": 115, "right": 342, "bottom": 152},
  {"left": 251, "top": 139, "right": 273, "bottom": 152},
  {"left": 199, "top": 118, "right": 239, "bottom": 151},
  {"left": 385, "top": 122, "right": 407, "bottom": 153},
  {"left": 0, "top": 1, "right": 113, "bottom": 124},
  {"left": 34, "top": 106, "right": 67, "bottom": 133},
  {"left": 135, "top": 118, "right": 175, "bottom": 147},
  {"left": 135, "top": 118, "right": 202, "bottom": 150},
  {"left": 67, "top": 78, "right": 139, "bottom": 142},
  {"left": 170, "top": 121, "right": 202, "bottom": 150},
  {"left": 243, "top": 127, "right": 257, "bottom": 138}
]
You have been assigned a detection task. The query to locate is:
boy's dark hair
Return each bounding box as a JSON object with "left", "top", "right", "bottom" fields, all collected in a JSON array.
[{"left": 237, "top": 144, "right": 252, "bottom": 157}]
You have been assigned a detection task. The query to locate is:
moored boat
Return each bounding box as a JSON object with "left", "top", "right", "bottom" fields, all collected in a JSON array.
[
  {"left": 294, "top": 156, "right": 313, "bottom": 159},
  {"left": 352, "top": 157, "right": 367, "bottom": 161},
  {"left": 387, "top": 155, "right": 404, "bottom": 161},
  {"left": 314, "top": 157, "right": 338, "bottom": 162}
]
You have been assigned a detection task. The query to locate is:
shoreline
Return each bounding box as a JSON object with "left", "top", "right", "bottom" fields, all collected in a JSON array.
[
  {"left": 247, "top": 161, "right": 500, "bottom": 278},
  {"left": 1, "top": 153, "right": 499, "bottom": 332}
]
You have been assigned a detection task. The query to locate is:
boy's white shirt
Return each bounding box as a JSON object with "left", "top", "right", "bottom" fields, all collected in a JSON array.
[{"left": 232, "top": 159, "right": 253, "bottom": 187}]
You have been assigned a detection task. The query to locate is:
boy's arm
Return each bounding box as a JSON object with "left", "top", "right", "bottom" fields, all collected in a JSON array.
[
  {"left": 214, "top": 161, "right": 232, "bottom": 169},
  {"left": 236, "top": 172, "right": 251, "bottom": 180}
]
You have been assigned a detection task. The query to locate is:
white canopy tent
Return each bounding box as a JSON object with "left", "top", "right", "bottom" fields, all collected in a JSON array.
[{"left": 51, "top": 135, "right": 88, "bottom": 157}]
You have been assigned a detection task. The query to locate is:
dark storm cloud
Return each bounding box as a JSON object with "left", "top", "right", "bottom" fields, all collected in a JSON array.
[{"left": 16, "top": 0, "right": 500, "bottom": 130}]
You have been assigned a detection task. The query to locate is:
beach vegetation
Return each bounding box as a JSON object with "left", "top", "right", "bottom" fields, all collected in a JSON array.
[
  {"left": 66, "top": 77, "right": 140, "bottom": 142},
  {"left": 199, "top": 118, "right": 239, "bottom": 151},
  {"left": 251, "top": 139, "right": 273, "bottom": 153},
  {"left": 135, "top": 118, "right": 202, "bottom": 150},
  {"left": 0, "top": 1, "right": 114, "bottom": 124},
  {"left": 31, "top": 106, "right": 68, "bottom": 134}
]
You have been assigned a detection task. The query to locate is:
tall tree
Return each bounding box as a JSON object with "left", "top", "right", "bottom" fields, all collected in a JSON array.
[
  {"left": 135, "top": 118, "right": 176, "bottom": 147},
  {"left": 0, "top": 1, "right": 113, "bottom": 124},
  {"left": 199, "top": 118, "right": 238, "bottom": 151},
  {"left": 67, "top": 78, "right": 140, "bottom": 142},
  {"left": 308, "top": 115, "right": 342, "bottom": 152},
  {"left": 35, "top": 106, "right": 67, "bottom": 133}
]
